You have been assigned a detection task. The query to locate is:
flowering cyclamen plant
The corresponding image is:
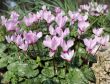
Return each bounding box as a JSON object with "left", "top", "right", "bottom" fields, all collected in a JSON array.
[
  {"left": 0, "top": 1, "right": 110, "bottom": 84},
  {"left": 1, "top": 4, "right": 109, "bottom": 62}
]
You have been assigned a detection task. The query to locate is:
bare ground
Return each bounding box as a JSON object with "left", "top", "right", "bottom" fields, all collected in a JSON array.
[{"left": 91, "top": 43, "right": 110, "bottom": 84}]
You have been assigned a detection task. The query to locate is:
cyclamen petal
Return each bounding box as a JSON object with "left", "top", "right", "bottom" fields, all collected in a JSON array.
[
  {"left": 61, "top": 50, "right": 74, "bottom": 62},
  {"left": 24, "top": 31, "right": 41, "bottom": 44},
  {"left": 42, "top": 5, "right": 47, "bottom": 10},
  {"left": 19, "top": 41, "right": 28, "bottom": 51},
  {"left": 49, "top": 25, "right": 56, "bottom": 35},
  {"left": 43, "top": 36, "right": 61, "bottom": 57},
  {"left": 55, "top": 27, "right": 62, "bottom": 36},
  {"left": 55, "top": 13, "right": 68, "bottom": 28},
  {"left": 15, "top": 35, "right": 23, "bottom": 46},
  {"left": 83, "top": 38, "right": 98, "bottom": 54},
  {"left": 43, "top": 35, "right": 52, "bottom": 48},
  {"left": 23, "top": 16, "right": 31, "bottom": 26},
  {"left": 5, "top": 20, "right": 17, "bottom": 31},
  {"left": 78, "top": 21, "right": 90, "bottom": 30},
  {"left": 36, "top": 32, "right": 42, "bottom": 39},
  {"left": 67, "top": 40, "right": 74, "bottom": 49},
  {"left": 49, "top": 51, "right": 55, "bottom": 57},
  {"left": 90, "top": 39, "right": 97, "bottom": 49},
  {"left": 80, "top": 4, "right": 90, "bottom": 11},
  {"left": 78, "top": 14, "right": 88, "bottom": 21},
  {"left": 61, "top": 39, "right": 74, "bottom": 51},
  {"left": 1, "top": 16, "right": 7, "bottom": 26},
  {"left": 55, "top": 7, "right": 62, "bottom": 14},
  {"left": 68, "top": 11, "right": 80, "bottom": 24},
  {"left": 78, "top": 21, "right": 90, "bottom": 34},
  {"left": 94, "top": 36, "right": 101, "bottom": 44},
  {"left": 100, "top": 35, "right": 109, "bottom": 46},
  {"left": 83, "top": 38, "right": 90, "bottom": 47},
  {"left": 43, "top": 11, "right": 55, "bottom": 23},
  {"left": 83, "top": 38, "right": 95, "bottom": 49},
  {"left": 63, "top": 28, "right": 70, "bottom": 37},
  {"left": 10, "top": 11, "right": 19, "bottom": 21},
  {"left": 90, "top": 45, "right": 99, "bottom": 55},
  {"left": 55, "top": 27, "right": 70, "bottom": 38},
  {"left": 51, "top": 36, "right": 61, "bottom": 50},
  {"left": 23, "top": 13, "right": 38, "bottom": 26},
  {"left": 5, "top": 35, "right": 14, "bottom": 43},
  {"left": 93, "top": 28, "right": 103, "bottom": 36},
  {"left": 29, "top": 13, "right": 38, "bottom": 23}
]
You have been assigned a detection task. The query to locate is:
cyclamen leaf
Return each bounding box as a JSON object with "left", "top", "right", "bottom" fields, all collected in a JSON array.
[
  {"left": 2, "top": 71, "right": 14, "bottom": 84},
  {"left": 52, "top": 77, "right": 60, "bottom": 84},
  {"left": 11, "top": 77, "right": 18, "bottom": 84},
  {"left": 88, "top": 55, "right": 97, "bottom": 63},
  {"left": 73, "top": 56, "right": 83, "bottom": 67},
  {"left": 60, "top": 79, "right": 68, "bottom": 84},
  {"left": 42, "top": 67, "right": 54, "bottom": 78},
  {"left": 81, "top": 65, "right": 96, "bottom": 82},
  {"left": 42, "top": 79, "right": 55, "bottom": 84},
  {"left": 17, "top": 63, "right": 39, "bottom": 78},
  {"left": 0, "top": 57, "right": 8, "bottom": 68},
  {"left": 0, "top": 43, "right": 6, "bottom": 53},
  {"left": 58, "top": 69, "right": 65, "bottom": 78},
  {"left": 66, "top": 68, "right": 88, "bottom": 84},
  {"left": 7, "top": 62, "right": 19, "bottom": 72}
]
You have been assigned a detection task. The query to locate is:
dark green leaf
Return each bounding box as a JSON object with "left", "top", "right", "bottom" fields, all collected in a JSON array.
[
  {"left": 58, "top": 69, "right": 65, "bottom": 78},
  {"left": 42, "top": 79, "right": 55, "bottom": 84},
  {"left": 81, "top": 65, "right": 96, "bottom": 82},
  {"left": 0, "top": 43, "right": 6, "bottom": 53},
  {"left": 0, "top": 57, "right": 8, "bottom": 68},
  {"left": 88, "top": 55, "right": 97, "bottom": 63},
  {"left": 42, "top": 67, "right": 54, "bottom": 78},
  {"left": 66, "top": 68, "right": 88, "bottom": 84},
  {"left": 2, "top": 71, "right": 14, "bottom": 84}
]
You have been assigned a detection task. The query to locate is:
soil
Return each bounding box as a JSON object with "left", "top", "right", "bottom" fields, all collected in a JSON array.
[{"left": 91, "top": 43, "right": 110, "bottom": 84}]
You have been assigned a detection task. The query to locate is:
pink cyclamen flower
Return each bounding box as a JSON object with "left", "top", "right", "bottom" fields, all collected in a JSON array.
[
  {"left": 1, "top": 16, "right": 7, "bottom": 26},
  {"left": 60, "top": 39, "right": 74, "bottom": 62},
  {"left": 37, "top": 11, "right": 43, "bottom": 20},
  {"left": 60, "top": 39, "right": 74, "bottom": 52},
  {"left": 43, "top": 35, "right": 61, "bottom": 57},
  {"left": 23, "top": 13, "right": 37, "bottom": 26},
  {"left": 49, "top": 25, "right": 56, "bottom": 36},
  {"left": 54, "top": 7, "right": 62, "bottom": 14},
  {"left": 23, "top": 13, "right": 40, "bottom": 26},
  {"left": 29, "top": 13, "right": 39, "bottom": 23},
  {"left": 83, "top": 38, "right": 98, "bottom": 54},
  {"left": 19, "top": 41, "right": 28, "bottom": 51},
  {"left": 49, "top": 25, "right": 70, "bottom": 38},
  {"left": 68, "top": 11, "right": 80, "bottom": 25},
  {"left": 15, "top": 35, "right": 23, "bottom": 46},
  {"left": 5, "top": 20, "right": 18, "bottom": 31},
  {"left": 94, "top": 35, "right": 101, "bottom": 44},
  {"left": 78, "top": 14, "right": 88, "bottom": 22},
  {"left": 93, "top": 28, "right": 103, "bottom": 36},
  {"left": 80, "top": 4, "right": 90, "bottom": 12},
  {"left": 5, "top": 35, "right": 16, "bottom": 43},
  {"left": 10, "top": 11, "right": 19, "bottom": 21},
  {"left": 36, "top": 5, "right": 47, "bottom": 21},
  {"left": 78, "top": 21, "right": 90, "bottom": 35},
  {"left": 55, "top": 13, "right": 68, "bottom": 28},
  {"left": 24, "top": 31, "right": 42, "bottom": 44},
  {"left": 43, "top": 11, "right": 55, "bottom": 23},
  {"left": 55, "top": 27, "right": 70, "bottom": 38},
  {"left": 61, "top": 50, "right": 74, "bottom": 62},
  {"left": 100, "top": 35, "right": 109, "bottom": 46},
  {"left": 23, "top": 16, "right": 32, "bottom": 26}
]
